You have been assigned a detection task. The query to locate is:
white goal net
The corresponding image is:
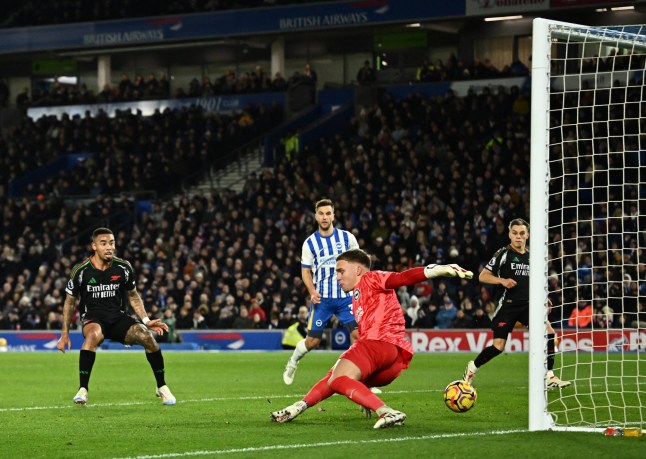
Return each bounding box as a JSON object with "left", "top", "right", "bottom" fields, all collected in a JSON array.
[{"left": 529, "top": 18, "right": 645, "bottom": 432}]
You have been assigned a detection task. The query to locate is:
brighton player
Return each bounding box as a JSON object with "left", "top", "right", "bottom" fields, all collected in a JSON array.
[
  {"left": 57, "top": 227, "right": 176, "bottom": 405},
  {"left": 272, "top": 249, "right": 473, "bottom": 428},
  {"left": 283, "top": 198, "right": 360, "bottom": 385},
  {"left": 463, "top": 218, "right": 571, "bottom": 389}
]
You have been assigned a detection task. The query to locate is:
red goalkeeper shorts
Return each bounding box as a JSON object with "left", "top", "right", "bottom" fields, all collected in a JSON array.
[{"left": 340, "top": 339, "right": 411, "bottom": 387}]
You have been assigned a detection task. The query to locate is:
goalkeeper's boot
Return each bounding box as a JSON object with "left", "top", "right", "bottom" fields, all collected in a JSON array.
[
  {"left": 73, "top": 387, "right": 88, "bottom": 405},
  {"left": 283, "top": 359, "right": 298, "bottom": 385},
  {"left": 373, "top": 409, "right": 406, "bottom": 429},
  {"left": 156, "top": 385, "right": 177, "bottom": 405},
  {"left": 369, "top": 387, "right": 383, "bottom": 394},
  {"left": 546, "top": 374, "right": 571, "bottom": 390},
  {"left": 463, "top": 360, "right": 478, "bottom": 385},
  {"left": 270, "top": 400, "right": 307, "bottom": 423}
]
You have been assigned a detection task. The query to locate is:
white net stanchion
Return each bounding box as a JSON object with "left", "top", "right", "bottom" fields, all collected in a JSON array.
[{"left": 530, "top": 18, "right": 645, "bottom": 433}]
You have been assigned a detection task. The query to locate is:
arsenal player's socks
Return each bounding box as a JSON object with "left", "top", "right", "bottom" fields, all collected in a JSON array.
[
  {"left": 474, "top": 345, "right": 502, "bottom": 368},
  {"left": 547, "top": 333, "right": 555, "bottom": 371},
  {"left": 146, "top": 350, "right": 167, "bottom": 387},
  {"left": 79, "top": 349, "right": 96, "bottom": 389},
  {"left": 303, "top": 371, "right": 335, "bottom": 407},
  {"left": 329, "top": 376, "right": 384, "bottom": 411}
]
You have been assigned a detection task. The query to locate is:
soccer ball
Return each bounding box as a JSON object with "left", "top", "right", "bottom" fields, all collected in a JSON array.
[{"left": 443, "top": 380, "right": 477, "bottom": 413}]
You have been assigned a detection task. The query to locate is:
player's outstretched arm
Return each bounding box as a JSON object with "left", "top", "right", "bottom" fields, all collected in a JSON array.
[{"left": 424, "top": 264, "right": 474, "bottom": 280}]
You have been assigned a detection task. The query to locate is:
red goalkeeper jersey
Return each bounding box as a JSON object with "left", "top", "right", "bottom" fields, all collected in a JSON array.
[{"left": 351, "top": 270, "right": 416, "bottom": 365}]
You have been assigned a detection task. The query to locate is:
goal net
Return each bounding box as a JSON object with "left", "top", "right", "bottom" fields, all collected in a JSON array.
[{"left": 529, "top": 18, "right": 645, "bottom": 433}]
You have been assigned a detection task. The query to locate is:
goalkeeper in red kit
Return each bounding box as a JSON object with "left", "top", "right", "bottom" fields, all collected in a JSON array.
[{"left": 270, "top": 248, "right": 473, "bottom": 429}]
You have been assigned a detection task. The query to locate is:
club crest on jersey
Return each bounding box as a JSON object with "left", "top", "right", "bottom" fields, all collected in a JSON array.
[
  {"left": 110, "top": 275, "right": 122, "bottom": 281},
  {"left": 353, "top": 290, "right": 360, "bottom": 301}
]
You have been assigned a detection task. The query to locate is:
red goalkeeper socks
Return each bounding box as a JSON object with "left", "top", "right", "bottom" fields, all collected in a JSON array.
[{"left": 329, "top": 375, "right": 384, "bottom": 411}]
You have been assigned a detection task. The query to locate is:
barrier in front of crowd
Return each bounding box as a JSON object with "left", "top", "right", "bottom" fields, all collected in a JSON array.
[
  {"left": 0, "top": 330, "right": 283, "bottom": 352},
  {"left": 1, "top": 329, "right": 643, "bottom": 353},
  {"left": 26, "top": 92, "right": 286, "bottom": 120}
]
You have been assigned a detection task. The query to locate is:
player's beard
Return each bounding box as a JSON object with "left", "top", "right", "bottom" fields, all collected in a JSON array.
[{"left": 318, "top": 221, "right": 331, "bottom": 232}]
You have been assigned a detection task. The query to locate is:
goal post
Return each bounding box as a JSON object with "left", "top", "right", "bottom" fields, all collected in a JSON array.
[
  {"left": 529, "top": 18, "right": 646, "bottom": 433},
  {"left": 528, "top": 17, "right": 552, "bottom": 432}
]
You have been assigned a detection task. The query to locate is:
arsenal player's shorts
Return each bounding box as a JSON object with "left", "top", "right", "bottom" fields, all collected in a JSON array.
[
  {"left": 340, "top": 339, "right": 412, "bottom": 387},
  {"left": 83, "top": 315, "right": 139, "bottom": 344},
  {"left": 491, "top": 304, "right": 529, "bottom": 339}
]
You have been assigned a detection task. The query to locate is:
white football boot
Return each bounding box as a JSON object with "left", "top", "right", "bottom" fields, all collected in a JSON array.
[
  {"left": 270, "top": 400, "right": 307, "bottom": 423},
  {"left": 373, "top": 409, "right": 406, "bottom": 429},
  {"left": 156, "top": 385, "right": 176, "bottom": 405},
  {"left": 73, "top": 387, "right": 88, "bottom": 405},
  {"left": 463, "top": 360, "right": 478, "bottom": 385},
  {"left": 546, "top": 372, "right": 572, "bottom": 389},
  {"left": 283, "top": 359, "right": 298, "bottom": 385}
]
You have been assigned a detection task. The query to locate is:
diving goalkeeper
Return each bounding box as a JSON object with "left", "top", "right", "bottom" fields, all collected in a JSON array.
[{"left": 271, "top": 249, "right": 473, "bottom": 429}]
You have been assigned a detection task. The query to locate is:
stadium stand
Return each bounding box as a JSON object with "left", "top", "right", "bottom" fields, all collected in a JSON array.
[
  {"left": 1, "top": 1, "right": 641, "bottom": 338},
  {"left": 1, "top": 1, "right": 338, "bottom": 28},
  {"left": 1, "top": 83, "right": 535, "bottom": 332}
]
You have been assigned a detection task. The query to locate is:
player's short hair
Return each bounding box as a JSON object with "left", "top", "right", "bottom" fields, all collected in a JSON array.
[
  {"left": 508, "top": 218, "right": 529, "bottom": 231},
  {"left": 315, "top": 198, "right": 334, "bottom": 211},
  {"left": 92, "top": 227, "right": 114, "bottom": 241},
  {"left": 337, "top": 248, "right": 371, "bottom": 269}
]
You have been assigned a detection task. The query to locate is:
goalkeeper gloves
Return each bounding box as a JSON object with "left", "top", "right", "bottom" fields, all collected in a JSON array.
[{"left": 424, "top": 263, "right": 474, "bottom": 280}]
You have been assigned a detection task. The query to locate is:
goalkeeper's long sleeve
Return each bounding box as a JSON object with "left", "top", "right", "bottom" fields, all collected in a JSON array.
[{"left": 384, "top": 267, "right": 427, "bottom": 289}]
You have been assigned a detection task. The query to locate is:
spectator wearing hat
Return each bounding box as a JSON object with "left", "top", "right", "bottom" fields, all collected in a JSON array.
[{"left": 435, "top": 295, "right": 457, "bottom": 329}]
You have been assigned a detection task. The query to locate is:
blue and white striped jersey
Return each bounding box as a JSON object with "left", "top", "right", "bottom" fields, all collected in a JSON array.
[{"left": 301, "top": 228, "right": 359, "bottom": 299}]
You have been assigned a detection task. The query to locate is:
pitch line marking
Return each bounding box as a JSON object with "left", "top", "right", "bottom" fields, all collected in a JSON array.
[
  {"left": 111, "top": 430, "right": 528, "bottom": 459},
  {"left": 0, "top": 389, "right": 436, "bottom": 413}
]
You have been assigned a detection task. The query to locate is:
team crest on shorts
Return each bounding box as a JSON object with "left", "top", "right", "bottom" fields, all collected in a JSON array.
[{"left": 353, "top": 290, "right": 360, "bottom": 301}]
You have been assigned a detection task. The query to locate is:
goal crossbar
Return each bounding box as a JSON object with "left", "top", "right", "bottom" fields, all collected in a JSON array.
[{"left": 549, "top": 22, "right": 646, "bottom": 51}]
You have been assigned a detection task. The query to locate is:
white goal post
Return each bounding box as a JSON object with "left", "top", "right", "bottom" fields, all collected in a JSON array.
[{"left": 529, "top": 18, "right": 646, "bottom": 432}]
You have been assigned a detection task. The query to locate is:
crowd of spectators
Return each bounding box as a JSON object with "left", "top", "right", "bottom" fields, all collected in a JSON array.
[
  {"left": 0, "top": 80, "right": 644, "bottom": 336},
  {"left": 25, "top": 67, "right": 298, "bottom": 109},
  {"left": 1, "top": 0, "right": 336, "bottom": 28},
  {"left": 415, "top": 55, "right": 530, "bottom": 83},
  {"left": 2, "top": 101, "right": 284, "bottom": 198}
]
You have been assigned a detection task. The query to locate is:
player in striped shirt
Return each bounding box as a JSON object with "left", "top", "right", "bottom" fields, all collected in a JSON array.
[
  {"left": 283, "top": 199, "right": 360, "bottom": 385},
  {"left": 272, "top": 248, "right": 473, "bottom": 428}
]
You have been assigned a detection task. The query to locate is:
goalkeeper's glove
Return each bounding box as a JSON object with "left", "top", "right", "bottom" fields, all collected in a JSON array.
[{"left": 424, "top": 263, "right": 474, "bottom": 280}]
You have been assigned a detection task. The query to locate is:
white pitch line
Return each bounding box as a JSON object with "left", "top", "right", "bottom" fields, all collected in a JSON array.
[
  {"left": 0, "top": 388, "right": 438, "bottom": 413},
  {"left": 111, "top": 429, "right": 528, "bottom": 459}
]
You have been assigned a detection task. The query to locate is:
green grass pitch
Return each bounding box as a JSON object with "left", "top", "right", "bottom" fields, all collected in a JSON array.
[{"left": 0, "top": 351, "right": 643, "bottom": 458}]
